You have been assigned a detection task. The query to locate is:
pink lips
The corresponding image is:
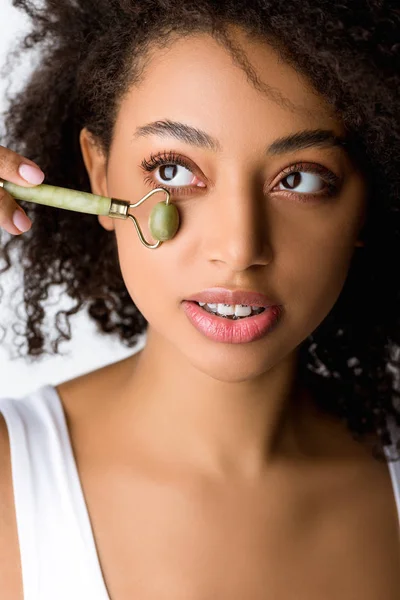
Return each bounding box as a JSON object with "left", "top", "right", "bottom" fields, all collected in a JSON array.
[
  {"left": 185, "top": 287, "right": 278, "bottom": 308},
  {"left": 181, "top": 297, "right": 283, "bottom": 344}
]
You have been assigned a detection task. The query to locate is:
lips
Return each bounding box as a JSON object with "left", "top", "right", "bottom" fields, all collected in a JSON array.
[
  {"left": 184, "top": 287, "right": 280, "bottom": 308},
  {"left": 182, "top": 301, "right": 283, "bottom": 343}
]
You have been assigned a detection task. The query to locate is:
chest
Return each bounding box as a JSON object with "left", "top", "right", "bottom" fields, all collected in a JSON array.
[{"left": 79, "top": 465, "right": 400, "bottom": 600}]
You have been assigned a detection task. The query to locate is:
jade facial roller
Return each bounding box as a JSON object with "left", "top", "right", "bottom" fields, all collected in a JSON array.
[{"left": 0, "top": 179, "right": 180, "bottom": 249}]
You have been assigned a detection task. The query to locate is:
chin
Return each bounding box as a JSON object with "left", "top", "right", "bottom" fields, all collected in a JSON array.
[{"left": 182, "top": 339, "right": 291, "bottom": 384}]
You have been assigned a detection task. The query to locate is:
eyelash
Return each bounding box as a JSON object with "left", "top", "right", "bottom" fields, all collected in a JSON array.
[
  {"left": 139, "top": 150, "right": 341, "bottom": 201},
  {"left": 140, "top": 151, "right": 197, "bottom": 197}
]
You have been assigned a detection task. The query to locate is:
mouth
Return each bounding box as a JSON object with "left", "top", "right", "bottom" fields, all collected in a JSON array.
[
  {"left": 181, "top": 299, "right": 282, "bottom": 344},
  {"left": 191, "top": 301, "right": 266, "bottom": 320},
  {"left": 184, "top": 287, "right": 279, "bottom": 309}
]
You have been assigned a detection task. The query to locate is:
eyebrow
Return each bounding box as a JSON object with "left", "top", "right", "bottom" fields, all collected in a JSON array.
[{"left": 133, "top": 119, "right": 349, "bottom": 156}]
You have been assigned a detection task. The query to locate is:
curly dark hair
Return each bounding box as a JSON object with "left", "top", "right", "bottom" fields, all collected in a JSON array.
[{"left": 0, "top": 0, "right": 399, "bottom": 462}]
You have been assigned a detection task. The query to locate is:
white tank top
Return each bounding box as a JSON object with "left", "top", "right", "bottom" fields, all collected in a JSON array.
[{"left": 0, "top": 384, "right": 399, "bottom": 600}]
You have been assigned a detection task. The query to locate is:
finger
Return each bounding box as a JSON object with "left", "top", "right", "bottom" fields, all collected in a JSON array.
[
  {"left": 0, "top": 145, "right": 45, "bottom": 187},
  {"left": 0, "top": 187, "right": 32, "bottom": 235}
]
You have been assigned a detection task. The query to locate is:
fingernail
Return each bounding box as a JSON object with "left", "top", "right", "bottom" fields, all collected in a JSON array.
[
  {"left": 13, "top": 210, "right": 32, "bottom": 233},
  {"left": 19, "top": 164, "right": 45, "bottom": 185}
]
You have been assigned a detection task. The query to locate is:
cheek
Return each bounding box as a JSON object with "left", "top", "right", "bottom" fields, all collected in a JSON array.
[
  {"left": 289, "top": 239, "right": 355, "bottom": 327},
  {"left": 114, "top": 226, "right": 176, "bottom": 315}
]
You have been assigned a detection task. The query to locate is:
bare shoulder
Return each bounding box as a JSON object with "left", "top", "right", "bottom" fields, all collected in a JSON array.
[{"left": 0, "top": 412, "right": 23, "bottom": 599}]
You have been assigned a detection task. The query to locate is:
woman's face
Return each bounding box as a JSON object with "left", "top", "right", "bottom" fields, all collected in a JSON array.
[{"left": 81, "top": 27, "right": 367, "bottom": 383}]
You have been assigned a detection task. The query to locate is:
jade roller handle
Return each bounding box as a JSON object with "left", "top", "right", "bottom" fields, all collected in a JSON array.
[{"left": 0, "top": 179, "right": 117, "bottom": 216}]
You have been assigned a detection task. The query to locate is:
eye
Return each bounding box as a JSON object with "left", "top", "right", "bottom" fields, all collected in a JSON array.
[
  {"left": 154, "top": 164, "right": 196, "bottom": 187},
  {"left": 273, "top": 163, "right": 340, "bottom": 201},
  {"left": 279, "top": 172, "right": 324, "bottom": 193},
  {"left": 140, "top": 151, "right": 206, "bottom": 195}
]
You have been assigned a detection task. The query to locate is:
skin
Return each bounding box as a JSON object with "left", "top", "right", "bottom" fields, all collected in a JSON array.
[{"left": 47, "top": 25, "right": 400, "bottom": 597}]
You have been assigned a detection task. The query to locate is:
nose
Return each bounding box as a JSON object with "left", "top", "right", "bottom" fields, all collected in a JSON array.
[{"left": 205, "top": 180, "right": 272, "bottom": 272}]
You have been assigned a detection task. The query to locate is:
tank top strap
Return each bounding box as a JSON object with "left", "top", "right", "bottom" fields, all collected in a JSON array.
[{"left": 0, "top": 385, "right": 110, "bottom": 600}]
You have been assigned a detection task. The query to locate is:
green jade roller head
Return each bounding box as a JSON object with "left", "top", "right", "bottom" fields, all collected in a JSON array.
[{"left": 0, "top": 179, "right": 180, "bottom": 249}]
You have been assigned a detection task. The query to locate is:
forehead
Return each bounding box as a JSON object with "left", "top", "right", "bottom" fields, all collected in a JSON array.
[{"left": 119, "top": 29, "right": 344, "bottom": 143}]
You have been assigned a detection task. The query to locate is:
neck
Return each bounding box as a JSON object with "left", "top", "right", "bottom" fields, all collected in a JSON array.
[{"left": 113, "top": 328, "right": 314, "bottom": 478}]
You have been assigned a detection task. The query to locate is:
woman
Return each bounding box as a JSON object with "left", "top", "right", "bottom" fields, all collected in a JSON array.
[{"left": 0, "top": 0, "right": 399, "bottom": 597}]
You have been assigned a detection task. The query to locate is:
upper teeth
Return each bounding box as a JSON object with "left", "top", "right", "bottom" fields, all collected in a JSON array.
[{"left": 198, "top": 302, "right": 263, "bottom": 317}]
